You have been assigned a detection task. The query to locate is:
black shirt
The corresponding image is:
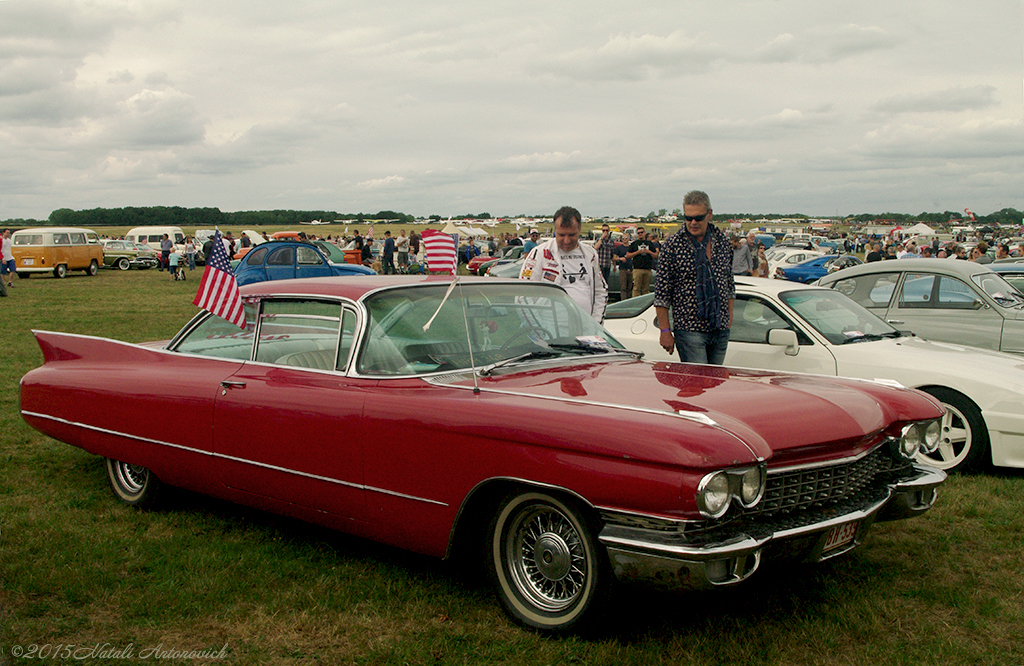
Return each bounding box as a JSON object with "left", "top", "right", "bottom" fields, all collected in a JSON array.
[{"left": 629, "top": 238, "right": 659, "bottom": 270}]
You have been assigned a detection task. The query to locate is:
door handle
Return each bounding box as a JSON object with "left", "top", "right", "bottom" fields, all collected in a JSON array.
[
  {"left": 886, "top": 319, "right": 903, "bottom": 325},
  {"left": 220, "top": 380, "right": 246, "bottom": 395}
]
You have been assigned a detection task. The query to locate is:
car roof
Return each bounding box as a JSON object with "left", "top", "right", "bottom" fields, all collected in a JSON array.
[
  {"left": 818, "top": 258, "right": 994, "bottom": 285},
  {"left": 990, "top": 264, "right": 1024, "bottom": 274},
  {"left": 238, "top": 275, "right": 532, "bottom": 301},
  {"left": 733, "top": 277, "right": 832, "bottom": 296}
]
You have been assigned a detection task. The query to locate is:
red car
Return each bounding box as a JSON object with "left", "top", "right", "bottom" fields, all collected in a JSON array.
[
  {"left": 20, "top": 276, "right": 946, "bottom": 632},
  {"left": 468, "top": 244, "right": 524, "bottom": 275}
]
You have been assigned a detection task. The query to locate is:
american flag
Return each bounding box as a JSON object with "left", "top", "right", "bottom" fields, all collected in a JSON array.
[
  {"left": 193, "top": 230, "right": 246, "bottom": 329},
  {"left": 421, "top": 228, "right": 457, "bottom": 275}
]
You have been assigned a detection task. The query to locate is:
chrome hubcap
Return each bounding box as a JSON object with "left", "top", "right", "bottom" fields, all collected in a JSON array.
[{"left": 506, "top": 505, "right": 587, "bottom": 612}]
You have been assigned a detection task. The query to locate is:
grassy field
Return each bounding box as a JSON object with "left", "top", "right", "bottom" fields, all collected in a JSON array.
[{"left": 1, "top": 267, "right": 1022, "bottom": 666}]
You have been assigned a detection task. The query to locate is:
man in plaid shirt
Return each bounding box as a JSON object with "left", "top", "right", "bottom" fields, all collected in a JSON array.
[{"left": 594, "top": 223, "right": 615, "bottom": 283}]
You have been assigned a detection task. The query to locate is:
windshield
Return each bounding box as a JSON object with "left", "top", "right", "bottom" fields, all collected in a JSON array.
[
  {"left": 358, "top": 283, "right": 625, "bottom": 376},
  {"left": 972, "top": 272, "right": 1024, "bottom": 307},
  {"left": 779, "top": 289, "right": 899, "bottom": 345}
]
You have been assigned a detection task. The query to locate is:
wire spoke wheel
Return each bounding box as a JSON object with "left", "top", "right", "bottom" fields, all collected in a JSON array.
[
  {"left": 508, "top": 504, "right": 587, "bottom": 611},
  {"left": 489, "top": 491, "right": 605, "bottom": 632},
  {"left": 105, "top": 458, "right": 163, "bottom": 507}
]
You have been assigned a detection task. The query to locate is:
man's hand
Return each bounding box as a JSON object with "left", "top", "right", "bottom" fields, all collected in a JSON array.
[{"left": 659, "top": 330, "right": 675, "bottom": 354}]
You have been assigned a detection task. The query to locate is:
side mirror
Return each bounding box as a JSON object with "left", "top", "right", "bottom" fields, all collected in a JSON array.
[
  {"left": 767, "top": 328, "right": 800, "bottom": 356},
  {"left": 973, "top": 299, "right": 987, "bottom": 310}
]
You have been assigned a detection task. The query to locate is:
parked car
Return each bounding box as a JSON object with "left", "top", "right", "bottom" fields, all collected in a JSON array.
[
  {"left": 101, "top": 240, "right": 159, "bottom": 271},
  {"left": 764, "top": 247, "right": 824, "bottom": 278},
  {"left": 602, "top": 280, "right": 1024, "bottom": 473},
  {"left": 311, "top": 240, "right": 349, "bottom": 264},
  {"left": 484, "top": 255, "right": 526, "bottom": 278},
  {"left": 989, "top": 263, "right": 1024, "bottom": 293},
  {"left": 233, "top": 241, "right": 376, "bottom": 286},
  {"left": 775, "top": 254, "right": 862, "bottom": 284},
  {"left": 20, "top": 276, "right": 945, "bottom": 632},
  {"left": 817, "top": 259, "right": 1024, "bottom": 354},
  {"left": 470, "top": 245, "right": 524, "bottom": 275},
  {"left": 11, "top": 227, "right": 104, "bottom": 278}
]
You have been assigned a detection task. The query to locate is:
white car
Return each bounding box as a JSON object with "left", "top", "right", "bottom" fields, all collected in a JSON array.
[
  {"left": 601, "top": 279, "right": 1024, "bottom": 473},
  {"left": 765, "top": 246, "right": 824, "bottom": 278}
]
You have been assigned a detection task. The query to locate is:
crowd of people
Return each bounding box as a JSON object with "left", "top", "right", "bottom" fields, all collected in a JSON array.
[{"left": 861, "top": 236, "right": 1024, "bottom": 262}]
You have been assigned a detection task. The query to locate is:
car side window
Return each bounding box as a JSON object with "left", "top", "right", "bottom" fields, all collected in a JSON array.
[
  {"left": 254, "top": 300, "right": 343, "bottom": 371},
  {"left": 173, "top": 305, "right": 259, "bottom": 359},
  {"left": 245, "top": 247, "right": 269, "bottom": 265},
  {"left": 53, "top": 233, "right": 70, "bottom": 245},
  {"left": 833, "top": 273, "right": 899, "bottom": 308},
  {"left": 70, "top": 233, "right": 86, "bottom": 244},
  {"left": 897, "top": 273, "right": 936, "bottom": 308},
  {"left": 730, "top": 296, "right": 809, "bottom": 345},
  {"left": 935, "top": 275, "right": 979, "bottom": 308},
  {"left": 296, "top": 246, "right": 324, "bottom": 266},
  {"left": 337, "top": 309, "right": 357, "bottom": 371},
  {"left": 267, "top": 247, "right": 295, "bottom": 266}
]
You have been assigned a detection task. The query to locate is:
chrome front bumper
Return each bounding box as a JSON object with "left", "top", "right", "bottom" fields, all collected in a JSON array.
[{"left": 598, "top": 464, "right": 946, "bottom": 590}]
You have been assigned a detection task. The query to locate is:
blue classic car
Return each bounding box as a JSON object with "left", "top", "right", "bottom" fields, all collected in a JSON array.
[
  {"left": 234, "top": 241, "right": 375, "bottom": 286},
  {"left": 776, "top": 254, "right": 862, "bottom": 284}
]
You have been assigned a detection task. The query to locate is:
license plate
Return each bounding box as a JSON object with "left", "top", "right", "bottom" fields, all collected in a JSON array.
[
  {"left": 22, "top": 259, "right": 34, "bottom": 266},
  {"left": 823, "top": 521, "right": 858, "bottom": 552}
]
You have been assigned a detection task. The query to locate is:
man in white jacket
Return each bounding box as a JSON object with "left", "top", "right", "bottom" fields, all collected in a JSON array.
[{"left": 519, "top": 206, "right": 608, "bottom": 322}]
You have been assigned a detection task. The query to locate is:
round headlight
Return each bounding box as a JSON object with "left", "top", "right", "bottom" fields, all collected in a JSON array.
[
  {"left": 900, "top": 423, "right": 922, "bottom": 458},
  {"left": 923, "top": 420, "right": 941, "bottom": 453},
  {"left": 697, "top": 472, "right": 731, "bottom": 518},
  {"left": 739, "top": 467, "right": 765, "bottom": 507}
]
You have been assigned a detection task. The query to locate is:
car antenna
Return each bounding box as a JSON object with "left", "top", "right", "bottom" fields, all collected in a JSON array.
[
  {"left": 457, "top": 280, "right": 480, "bottom": 394},
  {"left": 422, "top": 276, "right": 480, "bottom": 393}
]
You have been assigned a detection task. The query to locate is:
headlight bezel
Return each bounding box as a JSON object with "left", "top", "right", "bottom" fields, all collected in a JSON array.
[
  {"left": 895, "top": 417, "right": 943, "bottom": 460},
  {"left": 695, "top": 464, "right": 767, "bottom": 519}
]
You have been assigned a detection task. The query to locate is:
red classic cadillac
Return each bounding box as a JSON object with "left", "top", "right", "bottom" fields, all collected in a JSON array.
[{"left": 20, "top": 276, "right": 946, "bottom": 631}]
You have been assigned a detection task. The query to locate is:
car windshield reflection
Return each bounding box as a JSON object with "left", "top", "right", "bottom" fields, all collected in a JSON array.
[
  {"left": 779, "top": 289, "right": 900, "bottom": 345},
  {"left": 358, "top": 283, "right": 626, "bottom": 376},
  {"left": 972, "top": 273, "right": 1024, "bottom": 307}
]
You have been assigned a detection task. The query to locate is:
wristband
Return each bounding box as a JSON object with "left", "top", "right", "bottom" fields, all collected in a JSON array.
[{"left": 660, "top": 328, "right": 672, "bottom": 333}]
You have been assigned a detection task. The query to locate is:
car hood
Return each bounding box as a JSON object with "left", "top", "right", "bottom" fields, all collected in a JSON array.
[
  {"left": 834, "top": 334, "right": 1024, "bottom": 392},
  {"left": 444, "top": 358, "right": 941, "bottom": 468}
]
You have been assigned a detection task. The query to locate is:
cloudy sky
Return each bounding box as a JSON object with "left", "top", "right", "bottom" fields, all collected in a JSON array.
[{"left": 1, "top": 0, "right": 1021, "bottom": 220}]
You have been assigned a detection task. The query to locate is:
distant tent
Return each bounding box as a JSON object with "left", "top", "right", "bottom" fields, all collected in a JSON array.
[
  {"left": 440, "top": 221, "right": 465, "bottom": 237},
  {"left": 903, "top": 223, "right": 936, "bottom": 236}
]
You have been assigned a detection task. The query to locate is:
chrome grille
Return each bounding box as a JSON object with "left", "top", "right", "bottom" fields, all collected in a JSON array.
[{"left": 751, "top": 444, "right": 906, "bottom": 518}]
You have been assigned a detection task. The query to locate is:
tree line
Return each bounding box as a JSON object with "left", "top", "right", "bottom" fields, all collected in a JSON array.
[{"left": 3, "top": 206, "right": 417, "bottom": 229}]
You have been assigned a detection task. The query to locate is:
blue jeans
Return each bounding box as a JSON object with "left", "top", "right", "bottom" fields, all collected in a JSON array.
[{"left": 675, "top": 329, "right": 730, "bottom": 365}]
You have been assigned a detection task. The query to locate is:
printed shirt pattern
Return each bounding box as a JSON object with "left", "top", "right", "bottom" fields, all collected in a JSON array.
[{"left": 653, "top": 225, "right": 735, "bottom": 333}]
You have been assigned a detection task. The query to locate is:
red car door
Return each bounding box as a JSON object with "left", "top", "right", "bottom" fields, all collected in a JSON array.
[{"left": 211, "top": 302, "right": 370, "bottom": 521}]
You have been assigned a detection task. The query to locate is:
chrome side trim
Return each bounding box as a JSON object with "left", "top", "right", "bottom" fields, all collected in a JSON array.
[
  {"left": 424, "top": 377, "right": 722, "bottom": 429},
  {"left": 21, "top": 410, "right": 447, "bottom": 507}
]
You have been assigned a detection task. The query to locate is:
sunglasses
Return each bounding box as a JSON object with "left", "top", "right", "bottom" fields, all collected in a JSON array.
[{"left": 683, "top": 213, "right": 708, "bottom": 222}]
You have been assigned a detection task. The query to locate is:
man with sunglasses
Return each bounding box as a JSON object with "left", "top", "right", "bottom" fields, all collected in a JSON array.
[
  {"left": 519, "top": 206, "right": 608, "bottom": 322},
  {"left": 653, "top": 190, "right": 735, "bottom": 365},
  {"left": 625, "top": 226, "right": 659, "bottom": 297}
]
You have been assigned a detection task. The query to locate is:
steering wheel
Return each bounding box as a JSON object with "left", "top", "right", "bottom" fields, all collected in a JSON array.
[{"left": 500, "top": 326, "right": 553, "bottom": 352}]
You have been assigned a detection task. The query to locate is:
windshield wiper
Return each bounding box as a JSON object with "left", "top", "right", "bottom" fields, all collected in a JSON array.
[
  {"left": 545, "top": 342, "right": 616, "bottom": 355},
  {"left": 838, "top": 333, "right": 888, "bottom": 344},
  {"left": 477, "top": 350, "right": 561, "bottom": 376}
]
